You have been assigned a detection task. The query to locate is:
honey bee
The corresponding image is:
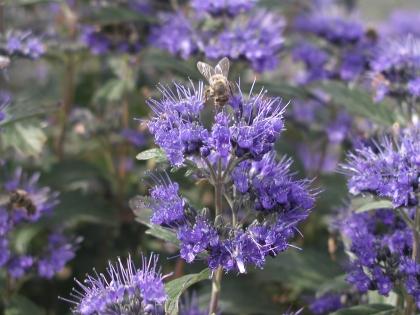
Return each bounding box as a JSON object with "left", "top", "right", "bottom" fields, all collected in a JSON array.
[
  {"left": 9, "top": 189, "right": 37, "bottom": 215},
  {"left": 0, "top": 55, "right": 10, "bottom": 70},
  {"left": 197, "top": 57, "right": 233, "bottom": 107}
]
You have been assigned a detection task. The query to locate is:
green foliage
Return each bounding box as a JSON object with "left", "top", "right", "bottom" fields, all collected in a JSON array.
[
  {"left": 131, "top": 201, "right": 180, "bottom": 245},
  {"left": 165, "top": 269, "right": 211, "bottom": 315},
  {"left": 258, "top": 247, "right": 342, "bottom": 296},
  {"left": 0, "top": 102, "right": 56, "bottom": 128},
  {"left": 321, "top": 81, "right": 396, "bottom": 126},
  {"left": 252, "top": 81, "right": 313, "bottom": 100},
  {"left": 85, "top": 6, "right": 155, "bottom": 24},
  {"left": 1, "top": 123, "right": 47, "bottom": 157},
  {"left": 331, "top": 304, "right": 395, "bottom": 315},
  {"left": 4, "top": 295, "right": 43, "bottom": 315}
]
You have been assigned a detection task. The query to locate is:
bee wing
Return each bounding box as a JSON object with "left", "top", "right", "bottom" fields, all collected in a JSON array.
[
  {"left": 215, "top": 57, "right": 230, "bottom": 77},
  {"left": 197, "top": 61, "right": 215, "bottom": 82}
]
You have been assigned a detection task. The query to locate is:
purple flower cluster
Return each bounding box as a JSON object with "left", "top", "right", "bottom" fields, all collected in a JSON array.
[
  {"left": 147, "top": 81, "right": 285, "bottom": 167},
  {"left": 149, "top": 8, "right": 284, "bottom": 72},
  {"left": 382, "top": 10, "right": 420, "bottom": 38},
  {"left": 205, "top": 11, "right": 285, "bottom": 72},
  {"left": 2, "top": 30, "right": 45, "bottom": 59},
  {"left": 0, "top": 168, "right": 77, "bottom": 280},
  {"left": 342, "top": 126, "right": 419, "bottom": 208},
  {"left": 309, "top": 293, "right": 343, "bottom": 315},
  {"left": 64, "top": 254, "right": 167, "bottom": 315},
  {"left": 149, "top": 12, "right": 198, "bottom": 60},
  {"left": 293, "top": 11, "right": 375, "bottom": 83},
  {"left": 149, "top": 181, "right": 186, "bottom": 226},
  {"left": 334, "top": 207, "right": 420, "bottom": 306},
  {"left": 144, "top": 77, "right": 314, "bottom": 273},
  {"left": 38, "top": 233, "right": 79, "bottom": 279},
  {"left": 191, "top": 0, "right": 257, "bottom": 17},
  {"left": 232, "top": 155, "right": 314, "bottom": 213},
  {"left": 80, "top": 25, "right": 141, "bottom": 55},
  {"left": 120, "top": 128, "right": 146, "bottom": 147},
  {"left": 370, "top": 35, "right": 420, "bottom": 101}
]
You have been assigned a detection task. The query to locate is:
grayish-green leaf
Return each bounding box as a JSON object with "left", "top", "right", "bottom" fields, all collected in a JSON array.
[
  {"left": 94, "top": 79, "right": 128, "bottom": 102},
  {"left": 321, "top": 81, "right": 396, "bottom": 126},
  {"left": 355, "top": 200, "right": 394, "bottom": 213},
  {"left": 251, "top": 81, "right": 312, "bottom": 100},
  {"left": 317, "top": 274, "right": 349, "bottom": 296},
  {"left": 1, "top": 123, "right": 47, "bottom": 156},
  {"left": 165, "top": 269, "right": 211, "bottom": 315},
  {"left": 131, "top": 204, "right": 180, "bottom": 246},
  {"left": 0, "top": 102, "right": 57, "bottom": 128},
  {"left": 13, "top": 224, "right": 44, "bottom": 254},
  {"left": 136, "top": 148, "right": 167, "bottom": 162}
]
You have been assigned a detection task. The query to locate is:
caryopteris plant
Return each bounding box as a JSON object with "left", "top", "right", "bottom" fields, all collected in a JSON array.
[{"left": 132, "top": 57, "right": 315, "bottom": 314}]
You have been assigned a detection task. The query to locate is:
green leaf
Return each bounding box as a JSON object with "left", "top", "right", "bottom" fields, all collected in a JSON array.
[
  {"left": 331, "top": 304, "right": 394, "bottom": 315},
  {"left": 136, "top": 148, "right": 167, "bottom": 162},
  {"left": 1, "top": 123, "right": 47, "bottom": 157},
  {"left": 5, "top": 295, "right": 43, "bottom": 315},
  {"left": 251, "top": 81, "right": 313, "bottom": 100},
  {"left": 320, "top": 81, "right": 396, "bottom": 126},
  {"left": 258, "top": 247, "right": 342, "bottom": 296},
  {"left": 130, "top": 202, "right": 180, "bottom": 246},
  {"left": 94, "top": 79, "right": 128, "bottom": 102},
  {"left": 50, "top": 191, "right": 118, "bottom": 227},
  {"left": 12, "top": 224, "right": 44, "bottom": 254},
  {"left": 317, "top": 274, "right": 349, "bottom": 296},
  {"left": 355, "top": 200, "right": 394, "bottom": 213},
  {"left": 165, "top": 269, "right": 211, "bottom": 315},
  {"left": 0, "top": 102, "right": 57, "bottom": 128},
  {"left": 142, "top": 50, "right": 201, "bottom": 80}
]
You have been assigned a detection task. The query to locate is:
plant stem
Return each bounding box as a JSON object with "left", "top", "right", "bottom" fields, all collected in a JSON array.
[
  {"left": 56, "top": 55, "right": 75, "bottom": 159},
  {"left": 208, "top": 158, "right": 223, "bottom": 315},
  {"left": 208, "top": 267, "right": 223, "bottom": 315}
]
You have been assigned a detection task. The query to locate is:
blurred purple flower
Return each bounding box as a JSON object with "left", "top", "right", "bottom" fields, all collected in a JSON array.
[
  {"left": 309, "top": 294, "right": 343, "bottom": 315},
  {"left": 205, "top": 10, "right": 285, "bottom": 72},
  {"left": 120, "top": 128, "right": 146, "bottom": 147},
  {"left": 4, "top": 31, "right": 45, "bottom": 59},
  {"left": 191, "top": 0, "right": 257, "bottom": 17},
  {"left": 7, "top": 255, "right": 34, "bottom": 279},
  {"left": 382, "top": 10, "right": 420, "bottom": 37},
  {"left": 150, "top": 12, "right": 198, "bottom": 60},
  {"left": 370, "top": 35, "right": 420, "bottom": 100},
  {"left": 38, "top": 232, "right": 79, "bottom": 279}
]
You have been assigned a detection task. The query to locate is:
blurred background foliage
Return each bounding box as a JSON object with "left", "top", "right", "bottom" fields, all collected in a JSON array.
[{"left": 0, "top": 0, "right": 419, "bottom": 314}]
